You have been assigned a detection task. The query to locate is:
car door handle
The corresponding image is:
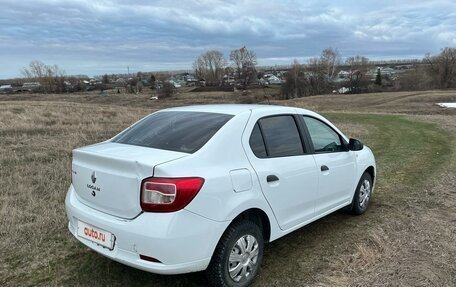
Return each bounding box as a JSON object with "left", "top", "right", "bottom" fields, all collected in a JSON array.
[
  {"left": 321, "top": 165, "right": 329, "bottom": 172},
  {"left": 266, "top": 175, "right": 279, "bottom": 182}
]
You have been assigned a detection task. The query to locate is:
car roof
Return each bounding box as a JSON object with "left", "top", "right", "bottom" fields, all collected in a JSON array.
[{"left": 162, "top": 104, "right": 315, "bottom": 116}]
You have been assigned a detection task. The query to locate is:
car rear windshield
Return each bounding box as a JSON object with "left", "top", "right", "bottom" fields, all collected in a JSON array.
[{"left": 112, "top": 111, "right": 233, "bottom": 153}]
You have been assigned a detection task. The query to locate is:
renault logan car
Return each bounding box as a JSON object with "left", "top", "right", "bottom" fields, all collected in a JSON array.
[{"left": 65, "top": 104, "right": 376, "bottom": 287}]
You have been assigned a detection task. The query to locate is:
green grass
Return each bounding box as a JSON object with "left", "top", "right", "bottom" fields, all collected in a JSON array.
[{"left": 325, "top": 113, "right": 452, "bottom": 199}]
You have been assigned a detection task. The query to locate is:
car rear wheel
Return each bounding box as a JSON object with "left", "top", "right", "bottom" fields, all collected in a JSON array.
[
  {"left": 350, "top": 172, "right": 373, "bottom": 215},
  {"left": 206, "top": 220, "right": 264, "bottom": 287}
]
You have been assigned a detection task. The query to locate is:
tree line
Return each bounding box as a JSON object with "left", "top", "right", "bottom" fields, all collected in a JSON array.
[
  {"left": 192, "top": 46, "right": 456, "bottom": 98},
  {"left": 15, "top": 46, "right": 456, "bottom": 96},
  {"left": 193, "top": 46, "right": 258, "bottom": 89},
  {"left": 281, "top": 50, "right": 371, "bottom": 98},
  {"left": 21, "top": 60, "right": 66, "bottom": 93}
]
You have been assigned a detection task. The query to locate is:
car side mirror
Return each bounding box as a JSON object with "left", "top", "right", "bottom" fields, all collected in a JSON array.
[{"left": 349, "top": 138, "right": 364, "bottom": 151}]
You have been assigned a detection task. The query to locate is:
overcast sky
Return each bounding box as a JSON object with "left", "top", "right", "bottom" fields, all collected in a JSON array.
[{"left": 1, "top": 0, "right": 455, "bottom": 78}]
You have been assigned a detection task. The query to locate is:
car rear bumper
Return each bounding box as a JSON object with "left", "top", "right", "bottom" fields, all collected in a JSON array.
[{"left": 65, "top": 185, "right": 229, "bottom": 274}]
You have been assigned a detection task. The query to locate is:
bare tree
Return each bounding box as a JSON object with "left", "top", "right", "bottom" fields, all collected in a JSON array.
[
  {"left": 21, "top": 60, "right": 46, "bottom": 79},
  {"left": 22, "top": 60, "right": 66, "bottom": 93},
  {"left": 395, "top": 66, "right": 430, "bottom": 91},
  {"left": 102, "top": 74, "right": 109, "bottom": 84},
  {"left": 282, "top": 48, "right": 341, "bottom": 96},
  {"left": 281, "top": 58, "right": 329, "bottom": 98},
  {"left": 345, "top": 55, "right": 369, "bottom": 67},
  {"left": 424, "top": 47, "right": 456, "bottom": 89},
  {"left": 282, "top": 60, "right": 305, "bottom": 99},
  {"left": 230, "top": 46, "right": 257, "bottom": 89},
  {"left": 320, "top": 48, "right": 341, "bottom": 79},
  {"left": 307, "top": 57, "right": 329, "bottom": 95},
  {"left": 149, "top": 74, "right": 156, "bottom": 89},
  {"left": 193, "top": 50, "right": 227, "bottom": 85},
  {"left": 345, "top": 56, "right": 370, "bottom": 92},
  {"left": 158, "top": 82, "right": 176, "bottom": 98},
  {"left": 127, "top": 77, "right": 143, "bottom": 94},
  {"left": 291, "top": 60, "right": 301, "bottom": 98}
]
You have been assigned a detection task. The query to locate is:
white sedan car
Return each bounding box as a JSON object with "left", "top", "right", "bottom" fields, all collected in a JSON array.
[{"left": 65, "top": 104, "right": 376, "bottom": 287}]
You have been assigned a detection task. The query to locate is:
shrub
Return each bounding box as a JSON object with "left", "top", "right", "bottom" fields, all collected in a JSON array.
[{"left": 158, "top": 82, "right": 176, "bottom": 98}]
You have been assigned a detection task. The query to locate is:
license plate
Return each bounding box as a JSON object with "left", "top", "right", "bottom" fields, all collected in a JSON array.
[{"left": 77, "top": 220, "right": 115, "bottom": 250}]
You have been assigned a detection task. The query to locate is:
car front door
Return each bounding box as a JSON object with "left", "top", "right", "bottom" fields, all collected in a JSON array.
[
  {"left": 301, "top": 116, "right": 356, "bottom": 215},
  {"left": 245, "top": 115, "right": 318, "bottom": 231}
]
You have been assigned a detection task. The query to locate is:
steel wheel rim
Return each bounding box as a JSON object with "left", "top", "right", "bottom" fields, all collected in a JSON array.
[
  {"left": 228, "top": 234, "right": 259, "bottom": 282},
  {"left": 359, "top": 179, "right": 371, "bottom": 208}
]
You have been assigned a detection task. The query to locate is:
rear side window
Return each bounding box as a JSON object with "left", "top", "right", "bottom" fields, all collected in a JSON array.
[
  {"left": 256, "top": 115, "right": 304, "bottom": 157},
  {"left": 249, "top": 123, "right": 267, "bottom": 158},
  {"left": 112, "top": 111, "right": 233, "bottom": 153}
]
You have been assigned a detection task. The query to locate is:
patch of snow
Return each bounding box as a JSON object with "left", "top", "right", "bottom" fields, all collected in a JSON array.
[{"left": 437, "top": 103, "right": 456, "bottom": 108}]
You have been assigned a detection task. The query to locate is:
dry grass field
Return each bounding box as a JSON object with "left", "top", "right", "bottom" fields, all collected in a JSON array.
[{"left": 0, "top": 89, "right": 455, "bottom": 286}]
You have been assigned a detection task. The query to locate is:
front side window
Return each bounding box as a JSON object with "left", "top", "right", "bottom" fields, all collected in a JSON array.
[
  {"left": 112, "top": 111, "right": 233, "bottom": 153},
  {"left": 257, "top": 115, "right": 304, "bottom": 157},
  {"left": 303, "top": 116, "right": 344, "bottom": 153}
]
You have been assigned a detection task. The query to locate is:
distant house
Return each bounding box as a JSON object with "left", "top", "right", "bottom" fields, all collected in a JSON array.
[
  {"left": 167, "top": 79, "right": 184, "bottom": 88},
  {"left": 258, "top": 78, "right": 268, "bottom": 86},
  {"left": 22, "top": 82, "right": 41, "bottom": 91},
  {"left": 0, "top": 84, "right": 13, "bottom": 93},
  {"left": 381, "top": 67, "right": 396, "bottom": 74},
  {"left": 331, "top": 77, "right": 348, "bottom": 84},
  {"left": 175, "top": 79, "right": 186, "bottom": 87},
  {"left": 260, "top": 73, "right": 283, "bottom": 85},
  {"left": 186, "top": 78, "right": 199, "bottom": 86},
  {"left": 365, "top": 68, "right": 378, "bottom": 79},
  {"left": 338, "top": 70, "right": 351, "bottom": 78},
  {"left": 266, "top": 75, "right": 282, "bottom": 84},
  {"left": 182, "top": 73, "right": 196, "bottom": 82},
  {"left": 115, "top": 78, "right": 127, "bottom": 86},
  {"left": 223, "top": 75, "right": 236, "bottom": 86}
]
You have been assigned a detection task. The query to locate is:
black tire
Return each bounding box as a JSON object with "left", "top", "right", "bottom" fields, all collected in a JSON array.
[
  {"left": 206, "top": 220, "right": 264, "bottom": 287},
  {"left": 350, "top": 172, "right": 373, "bottom": 215}
]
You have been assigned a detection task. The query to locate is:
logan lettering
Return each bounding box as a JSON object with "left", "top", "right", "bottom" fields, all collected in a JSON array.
[{"left": 86, "top": 184, "right": 101, "bottom": 192}]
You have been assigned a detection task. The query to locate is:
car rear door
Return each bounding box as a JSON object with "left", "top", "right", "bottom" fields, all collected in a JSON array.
[
  {"left": 244, "top": 114, "right": 318, "bottom": 231},
  {"left": 301, "top": 116, "right": 357, "bottom": 215}
]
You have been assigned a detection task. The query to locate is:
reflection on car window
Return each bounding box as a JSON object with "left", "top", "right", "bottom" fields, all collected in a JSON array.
[
  {"left": 303, "top": 117, "right": 344, "bottom": 153},
  {"left": 112, "top": 111, "right": 233, "bottom": 153},
  {"left": 259, "top": 116, "right": 304, "bottom": 157}
]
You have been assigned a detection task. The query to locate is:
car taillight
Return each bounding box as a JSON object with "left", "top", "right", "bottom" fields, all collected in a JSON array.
[{"left": 140, "top": 177, "right": 205, "bottom": 212}]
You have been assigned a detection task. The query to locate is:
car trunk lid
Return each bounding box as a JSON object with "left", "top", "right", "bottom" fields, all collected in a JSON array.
[{"left": 71, "top": 142, "right": 188, "bottom": 219}]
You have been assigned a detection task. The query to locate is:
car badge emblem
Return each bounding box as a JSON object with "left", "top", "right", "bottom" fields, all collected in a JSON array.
[{"left": 91, "top": 171, "right": 97, "bottom": 184}]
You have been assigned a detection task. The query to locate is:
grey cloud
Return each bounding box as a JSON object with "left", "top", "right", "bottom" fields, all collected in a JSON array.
[{"left": 0, "top": 0, "right": 455, "bottom": 78}]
